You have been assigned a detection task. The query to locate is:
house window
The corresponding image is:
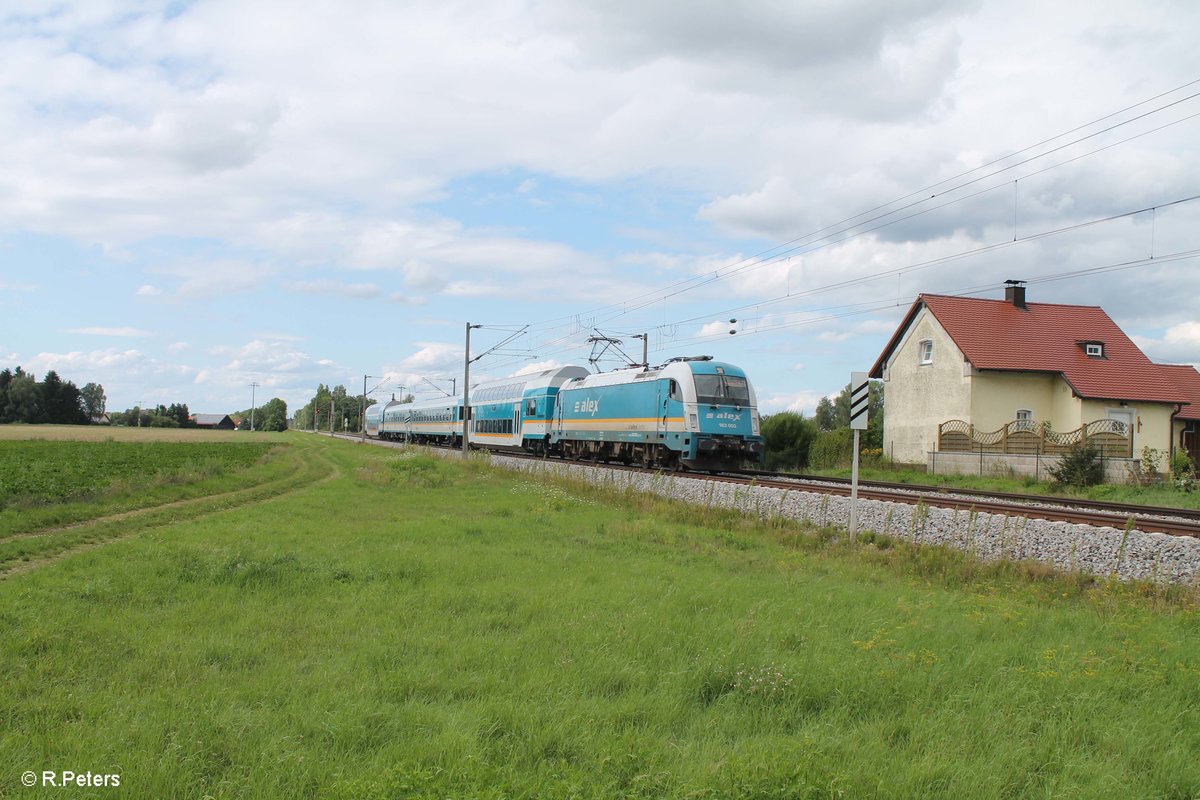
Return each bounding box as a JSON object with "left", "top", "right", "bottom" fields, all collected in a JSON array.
[
  {"left": 1014, "top": 409, "right": 1035, "bottom": 431},
  {"left": 1016, "top": 409, "right": 1032, "bottom": 421},
  {"left": 1085, "top": 343, "right": 1103, "bottom": 357},
  {"left": 918, "top": 339, "right": 933, "bottom": 365}
]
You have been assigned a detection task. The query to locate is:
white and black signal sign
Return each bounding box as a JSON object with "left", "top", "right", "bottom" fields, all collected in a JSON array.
[{"left": 849, "top": 372, "right": 869, "bottom": 431}]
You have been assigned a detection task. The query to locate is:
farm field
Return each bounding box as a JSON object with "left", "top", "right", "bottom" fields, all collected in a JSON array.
[
  {"left": 0, "top": 424, "right": 292, "bottom": 556},
  {"left": 2, "top": 434, "right": 1199, "bottom": 798}
]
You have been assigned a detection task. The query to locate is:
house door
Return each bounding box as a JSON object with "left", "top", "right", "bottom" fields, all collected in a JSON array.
[
  {"left": 1107, "top": 409, "right": 1134, "bottom": 456},
  {"left": 1183, "top": 424, "right": 1198, "bottom": 465}
]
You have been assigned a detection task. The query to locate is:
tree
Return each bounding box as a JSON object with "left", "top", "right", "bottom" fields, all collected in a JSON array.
[
  {"left": 0, "top": 368, "right": 13, "bottom": 423},
  {"left": 813, "top": 396, "right": 840, "bottom": 431},
  {"left": 813, "top": 381, "right": 884, "bottom": 449},
  {"left": 259, "top": 398, "right": 288, "bottom": 431},
  {"left": 164, "top": 402, "right": 191, "bottom": 427},
  {"left": 760, "top": 412, "right": 818, "bottom": 471},
  {"left": 81, "top": 382, "right": 106, "bottom": 419},
  {"left": 7, "top": 372, "right": 41, "bottom": 423}
]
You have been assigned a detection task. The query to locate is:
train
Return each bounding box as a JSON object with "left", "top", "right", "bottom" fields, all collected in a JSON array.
[{"left": 363, "top": 356, "right": 764, "bottom": 471}]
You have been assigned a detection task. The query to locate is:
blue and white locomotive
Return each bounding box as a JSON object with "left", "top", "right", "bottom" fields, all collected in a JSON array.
[
  {"left": 364, "top": 356, "right": 764, "bottom": 471},
  {"left": 551, "top": 356, "right": 763, "bottom": 471}
]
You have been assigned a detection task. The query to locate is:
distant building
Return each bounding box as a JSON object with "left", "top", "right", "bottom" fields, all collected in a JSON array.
[
  {"left": 90, "top": 412, "right": 111, "bottom": 425},
  {"left": 191, "top": 413, "right": 236, "bottom": 430}
]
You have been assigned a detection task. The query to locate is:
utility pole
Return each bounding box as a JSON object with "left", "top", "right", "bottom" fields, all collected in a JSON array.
[
  {"left": 249, "top": 382, "right": 259, "bottom": 431},
  {"left": 462, "top": 323, "right": 481, "bottom": 457},
  {"left": 329, "top": 397, "right": 335, "bottom": 435},
  {"left": 135, "top": 400, "right": 144, "bottom": 428},
  {"left": 361, "top": 375, "right": 368, "bottom": 444}
]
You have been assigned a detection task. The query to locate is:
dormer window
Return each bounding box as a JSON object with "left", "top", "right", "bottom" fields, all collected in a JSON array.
[
  {"left": 1084, "top": 343, "right": 1103, "bottom": 358},
  {"left": 918, "top": 339, "right": 933, "bottom": 365}
]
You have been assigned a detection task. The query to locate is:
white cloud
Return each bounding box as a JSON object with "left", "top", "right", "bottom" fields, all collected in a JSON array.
[
  {"left": 166, "top": 341, "right": 192, "bottom": 353},
  {"left": 162, "top": 260, "right": 278, "bottom": 299},
  {"left": 696, "top": 319, "right": 739, "bottom": 337},
  {"left": 391, "top": 342, "right": 462, "bottom": 373},
  {"left": 1135, "top": 321, "right": 1200, "bottom": 364},
  {"left": 0, "top": 282, "right": 37, "bottom": 292},
  {"left": 135, "top": 284, "right": 163, "bottom": 296}
]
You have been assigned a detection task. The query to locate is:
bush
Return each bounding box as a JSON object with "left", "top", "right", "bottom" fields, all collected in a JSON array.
[
  {"left": 1172, "top": 450, "right": 1196, "bottom": 492},
  {"left": 809, "top": 429, "right": 854, "bottom": 470},
  {"left": 1048, "top": 444, "right": 1104, "bottom": 488},
  {"left": 760, "top": 412, "right": 818, "bottom": 471}
]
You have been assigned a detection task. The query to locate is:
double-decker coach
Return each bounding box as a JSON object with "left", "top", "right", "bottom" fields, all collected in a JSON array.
[
  {"left": 467, "top": 366, "right": 590, "bottom": 453},
  {"left": 552, "top": 356, "right": 764, "bottom": 471},
  {"left": 403, "top": 397, "right": 463, "bottom": 445}
]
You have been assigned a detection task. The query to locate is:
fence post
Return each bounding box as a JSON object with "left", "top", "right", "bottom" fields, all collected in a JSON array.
[{"left": 1001, "top": 422, "right": 1009, "bottom": 454}]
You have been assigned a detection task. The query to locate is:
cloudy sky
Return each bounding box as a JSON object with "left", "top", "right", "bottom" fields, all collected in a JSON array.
[{"left": 2, "top": 0, "right": 1198, "bottom": 417}]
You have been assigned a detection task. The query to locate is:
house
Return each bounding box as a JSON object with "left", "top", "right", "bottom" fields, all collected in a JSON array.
[
  {"left": 869, "top": 284, "right": 1191, "bottom": 465},
  {"left": 1163, "top": 364, "right": 1200, "bottom": 465},
  {"left": 191, "top": 413, "right": 236, "bottom": 430}
]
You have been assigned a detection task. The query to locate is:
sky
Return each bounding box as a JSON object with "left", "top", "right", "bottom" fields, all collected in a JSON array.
[{"left": 2, "top": 0, "right": 1199, "bottom": 418}]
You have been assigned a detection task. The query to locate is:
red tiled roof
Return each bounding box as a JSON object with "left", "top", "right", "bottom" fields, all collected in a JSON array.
[
  {"left": 870, "top": 293, "right": 1188, "bottom": 405},
  {"left": 1161, "top": 364, "right": 1200, "bottom": 420}
]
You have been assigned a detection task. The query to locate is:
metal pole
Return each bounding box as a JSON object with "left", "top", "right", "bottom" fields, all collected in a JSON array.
[
  {"left": 329, "top": 397, "right": 334, "bottom": 435},
  {"left": 462, "top": 323, "right": 472, "bottom": 457},
  {"left": 361, "top": 374, "right": 367, "bottom": 444},
  {"left": 249, "top": 382, "right": 258, "bottom": 431},
  {"left": 849, "top": 428, "right": 860, "bottom": 541}
]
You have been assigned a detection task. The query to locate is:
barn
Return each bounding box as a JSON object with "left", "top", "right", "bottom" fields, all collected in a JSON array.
[{"left": 191, "top": 413, "right": 236, "bottom": 430}]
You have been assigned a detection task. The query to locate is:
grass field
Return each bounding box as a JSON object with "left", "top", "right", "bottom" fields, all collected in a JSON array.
[
  {"left": 2, "top": 433, "right": 1199, "bottom": 798},
  {"left": 0, "top": 424, "right": 280, "bottom": 443}
]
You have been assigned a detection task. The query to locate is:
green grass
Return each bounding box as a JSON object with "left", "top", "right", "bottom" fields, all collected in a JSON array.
[
  {"left": 2, "top": 436, "right": 1198, "bottom": 798},
  {"left": 0, "top": 440, "right": 289, "bottom": 544},
  {"left": 0, "top": 439, "right": 274, "bottom": 507}
]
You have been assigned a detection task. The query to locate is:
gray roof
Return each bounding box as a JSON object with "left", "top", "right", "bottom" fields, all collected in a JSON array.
[{"left": 191, "top": 413, "right": 232, "bottom": 426}]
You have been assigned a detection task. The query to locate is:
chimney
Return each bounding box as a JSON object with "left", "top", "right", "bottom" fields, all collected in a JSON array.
[{"left": 1004, "top": 279, "right": 1027, "bottom": 309}]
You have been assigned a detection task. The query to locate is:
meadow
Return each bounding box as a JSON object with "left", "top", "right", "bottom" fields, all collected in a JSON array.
[{"left": 1, "top": 432, "right": 1198, "bottom": 798}]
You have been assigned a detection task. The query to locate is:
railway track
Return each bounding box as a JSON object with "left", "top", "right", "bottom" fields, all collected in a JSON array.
[{"left": 327, "top": 432, "right": 1200, "bottom": 539}]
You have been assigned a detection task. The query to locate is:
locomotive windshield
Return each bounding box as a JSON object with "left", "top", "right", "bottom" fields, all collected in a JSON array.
[{"left": 693, "top": 374, "right": 750, "bottom": 406}]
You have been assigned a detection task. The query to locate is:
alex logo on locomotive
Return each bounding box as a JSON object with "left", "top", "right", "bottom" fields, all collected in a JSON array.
[{"left": 572, "top": 399, "right": 600, "bottom": 416}]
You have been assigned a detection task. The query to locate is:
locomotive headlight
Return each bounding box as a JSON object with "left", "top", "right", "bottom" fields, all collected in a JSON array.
[{"left": 751, "top": 412, "right": 760, "bottom": 436}]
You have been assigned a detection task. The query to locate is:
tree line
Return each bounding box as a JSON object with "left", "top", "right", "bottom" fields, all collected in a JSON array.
[
  {"left": 760, "top": 380, "right": 884, "bottom": 471},
  {"left": 293, "top": 384, "right": 406, "bottom": 433},
  {"left": 0, "top": 367, "right": 105, "bottom": 425}
]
